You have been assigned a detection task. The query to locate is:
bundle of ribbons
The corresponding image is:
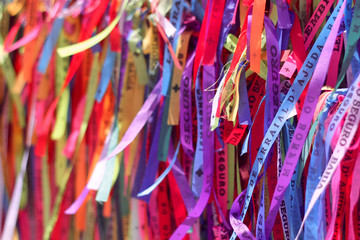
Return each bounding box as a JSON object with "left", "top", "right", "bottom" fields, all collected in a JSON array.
[{"left": 2, "top": 0, "right": 360, "bottom": 239}]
